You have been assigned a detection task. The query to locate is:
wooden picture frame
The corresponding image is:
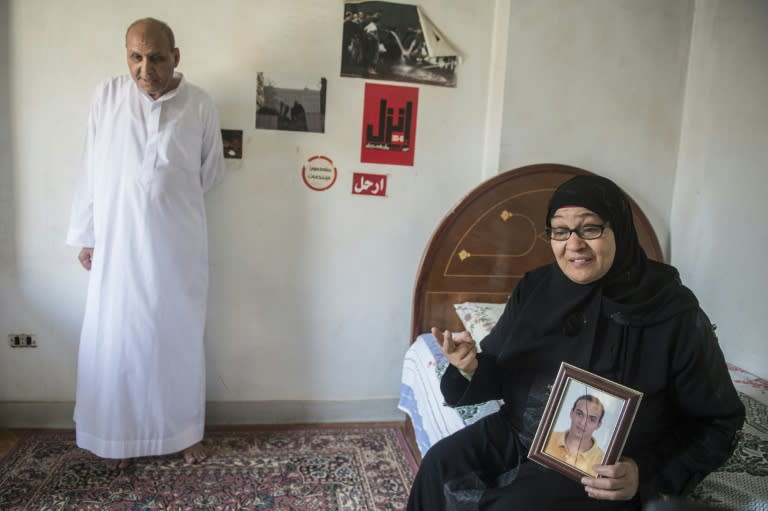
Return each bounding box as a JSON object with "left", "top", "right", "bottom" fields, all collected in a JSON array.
[{"left": 528, "top": 362, "right": 643, "bottom": 481}]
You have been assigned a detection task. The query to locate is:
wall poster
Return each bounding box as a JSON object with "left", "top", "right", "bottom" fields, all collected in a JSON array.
[
  {"left": 360, "top": 82, "right": 418, "bottom": 166},
  {"left": 341, "top": 1, "right": 461, "bottom": 87},
  {"left": 256, "top": 72, "right": 327, "bottom": 133}
]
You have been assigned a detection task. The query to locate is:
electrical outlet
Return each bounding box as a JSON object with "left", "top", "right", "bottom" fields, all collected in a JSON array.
[{"left": 8, "top": 333, "right": 37, "bottom": 348}]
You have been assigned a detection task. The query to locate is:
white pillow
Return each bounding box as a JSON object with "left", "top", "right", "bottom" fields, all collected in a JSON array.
[{"left": 453, "top": 302, "right": 506, "bottom": 343}]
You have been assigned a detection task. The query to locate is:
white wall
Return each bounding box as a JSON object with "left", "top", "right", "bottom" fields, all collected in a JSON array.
[
  {"left": 499, "top": 0, "right": 694, "bottom": 256},
  {"left": 0, "top": 0, "right": 502, "bottom": 423},
  {"left": 672, "top": 0, "right": 768, "bottom": 376}
]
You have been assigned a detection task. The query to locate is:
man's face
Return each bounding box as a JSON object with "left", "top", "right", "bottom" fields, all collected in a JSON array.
[
  {"left": 569, "top": 399, "right": 603, "bottom": 439},
  {"left": 125, "top": 23, "right": 179, "bottom": 99}
]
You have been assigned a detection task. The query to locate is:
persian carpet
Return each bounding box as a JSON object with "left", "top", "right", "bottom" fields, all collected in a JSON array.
[{"left": 0, "top": 425, "right": 418, "bottom": 511}]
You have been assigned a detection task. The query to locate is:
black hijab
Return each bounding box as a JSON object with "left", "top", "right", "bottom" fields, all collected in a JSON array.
[
  {"left": 546, "top": 174, "right": 647, "bottom": 302},
  {"left": 491, "top": 174, "right": 697, "bottom": 368}
]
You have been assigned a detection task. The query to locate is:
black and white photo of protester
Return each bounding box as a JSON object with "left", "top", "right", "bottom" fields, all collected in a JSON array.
[
  {"left": 340, "top": 1, "right": 460, "bottom": 87},
  {"left": 256, "top": 72, "right": 327, "bottom": 133}
]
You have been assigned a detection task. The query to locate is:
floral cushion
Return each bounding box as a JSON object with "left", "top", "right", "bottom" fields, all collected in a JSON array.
[{"left": 453, "top": 302, "right": 506, "bottom": 343}]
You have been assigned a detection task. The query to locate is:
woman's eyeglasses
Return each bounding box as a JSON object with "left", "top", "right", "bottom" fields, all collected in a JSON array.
[{"left": 545, "top": 224, "right": 609, "bottom": 241}]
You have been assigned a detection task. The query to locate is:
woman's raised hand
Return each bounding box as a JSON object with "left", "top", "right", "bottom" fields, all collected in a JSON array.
[{"left": 431, "top": 327, "right": 479, "bottom": 378}]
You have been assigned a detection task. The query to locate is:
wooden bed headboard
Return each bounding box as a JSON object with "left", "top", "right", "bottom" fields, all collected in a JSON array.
[{"left": 410, "top": 164, "right": 663, "bottom": 340}]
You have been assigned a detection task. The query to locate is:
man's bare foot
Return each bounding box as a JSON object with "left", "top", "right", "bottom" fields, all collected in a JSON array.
[
  {"left": 182, "top": 442, "right": 206, "bottom": 464},
  {"left": 103, "top": 458, "right": 132, "bottom": 471}
]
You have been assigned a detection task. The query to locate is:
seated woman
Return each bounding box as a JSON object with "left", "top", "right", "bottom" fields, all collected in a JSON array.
[{"left": 407, "top": 174, "right": 745, "bottom": 510}]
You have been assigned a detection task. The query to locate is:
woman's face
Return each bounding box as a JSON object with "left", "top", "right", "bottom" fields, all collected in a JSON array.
[{"left": 550, "top": 207, "right": 616, "bottom": 285}]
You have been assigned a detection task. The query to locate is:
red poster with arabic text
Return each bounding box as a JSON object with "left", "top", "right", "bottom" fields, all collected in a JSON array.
[{"left": 360, "top": 83, "right": 418, "bottom": 166}]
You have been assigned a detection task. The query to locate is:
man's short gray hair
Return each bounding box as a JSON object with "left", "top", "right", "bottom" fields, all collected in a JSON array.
[{"left": 125, "top": 18, "right": 176, "bottom": 51}]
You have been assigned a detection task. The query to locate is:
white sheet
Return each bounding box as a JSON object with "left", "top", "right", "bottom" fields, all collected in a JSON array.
[{"left": 398, "top": 333, "right": 501, "bottom": 456}]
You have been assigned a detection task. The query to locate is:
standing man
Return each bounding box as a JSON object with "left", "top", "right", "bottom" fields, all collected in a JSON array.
[
  {"left": 66, "top": 17, "right": 224, "bottom": 469},
  {"left": 544, "top": 395, "right": 605, "bottom": 477}
]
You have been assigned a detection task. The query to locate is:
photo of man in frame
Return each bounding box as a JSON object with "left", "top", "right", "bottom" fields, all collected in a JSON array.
[
  {"left": 541, "top": 377, "right": 626, "bottom": 477},
  {"left": 544, "top": 393, "right": 606, "bottom": 476}
]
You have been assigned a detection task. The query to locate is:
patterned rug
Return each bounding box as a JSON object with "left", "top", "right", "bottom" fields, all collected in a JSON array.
[{"left": 0, "top": 425, "right": 417, "bottom": 510}]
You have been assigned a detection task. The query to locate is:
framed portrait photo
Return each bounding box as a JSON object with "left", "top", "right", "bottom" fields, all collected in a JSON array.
[{"left": 528, "top": 362, "right": 643, "bottom": 482}]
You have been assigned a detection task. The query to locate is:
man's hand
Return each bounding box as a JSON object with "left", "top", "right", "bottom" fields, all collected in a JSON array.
[
  {"left": 78, "top": 247, "right": 94, "bottom": 271},
  {"left": 431, "top": 327, "right": 478, "bottom": 377},
  {"left": 581, "top": 457, "right": 639, "bottom": 501}
]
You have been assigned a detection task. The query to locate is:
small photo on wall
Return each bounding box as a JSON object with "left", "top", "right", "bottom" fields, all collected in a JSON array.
[
  {"left": 256, "top": 72, "right": 327, "bottom": 133},
  {"left": 221, "top": 129, "right": 243, "bottom": 159}
]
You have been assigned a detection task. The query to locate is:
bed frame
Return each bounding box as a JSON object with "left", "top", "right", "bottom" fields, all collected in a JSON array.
[{"left": 404, "top": 163, "right": 663, "bottom": 460}]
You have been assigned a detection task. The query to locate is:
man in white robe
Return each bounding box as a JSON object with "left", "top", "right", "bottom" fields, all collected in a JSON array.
[{"left": 66, "top": 17, "right": 224, "bottom": 469}]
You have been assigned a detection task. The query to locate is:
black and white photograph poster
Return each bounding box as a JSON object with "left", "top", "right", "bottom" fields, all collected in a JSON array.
[
  {"left": 341, "top": 1, "right": 461, "bottom": 87},
  {"left": 256, "top": 72, "right": 327, "bottom": 133}
]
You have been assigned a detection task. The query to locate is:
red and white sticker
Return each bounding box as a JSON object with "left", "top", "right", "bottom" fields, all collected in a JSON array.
[
  {"left": 302, "top": 155, "right": 337, "bottom": 191},
  {"left": 352, "top": 172, "right": 387, "bottom": 197}
]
